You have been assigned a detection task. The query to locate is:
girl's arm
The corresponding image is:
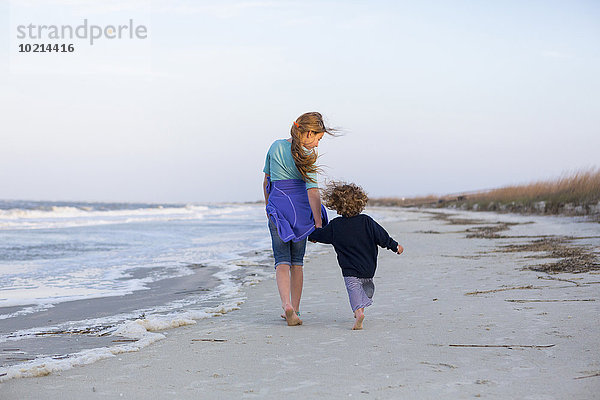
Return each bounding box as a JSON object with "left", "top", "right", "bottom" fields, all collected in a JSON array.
[
  {"left": 263, "top": 174, "right": 270, "bottom": 206},
  {"left": 307, "top": 187, "right": 322, "bottom": 228},
  {"left": 308, "top": 223, "right": 333, "bottom": 244}
]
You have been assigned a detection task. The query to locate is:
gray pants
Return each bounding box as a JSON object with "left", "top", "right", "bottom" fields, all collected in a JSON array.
[{"left": 343, "top": 277, "right": 375, "bottom": 312}]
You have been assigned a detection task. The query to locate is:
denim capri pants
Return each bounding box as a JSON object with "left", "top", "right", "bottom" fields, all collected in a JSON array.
[{"left": 268, "top": 218, "right": 306, "bottom": 268}]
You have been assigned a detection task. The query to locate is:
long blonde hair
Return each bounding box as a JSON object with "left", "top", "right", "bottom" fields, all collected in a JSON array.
[{"left": 290, "top": 112, "right": 335, "bottom": 183}]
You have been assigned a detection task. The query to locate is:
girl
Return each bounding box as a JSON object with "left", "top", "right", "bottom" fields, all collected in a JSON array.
[{"left": 263, "top": 112, "right": 333, "bottom": 326}]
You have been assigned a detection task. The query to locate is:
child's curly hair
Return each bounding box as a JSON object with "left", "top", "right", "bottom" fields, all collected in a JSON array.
[{"left": 321, "top": 181, "right": 369, "bottom": 217}]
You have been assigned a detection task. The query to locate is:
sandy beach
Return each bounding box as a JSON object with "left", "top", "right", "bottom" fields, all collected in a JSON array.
[{"left": 2, "top": 208, "right": 599, "bottom": 399}]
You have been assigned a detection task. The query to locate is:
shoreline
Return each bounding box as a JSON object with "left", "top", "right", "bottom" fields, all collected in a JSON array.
[
  {"left": 0, "top": 202, "right": 277, "bottom": 380},
  {"left": 2, "top": 209, "right": 599, "bottom": 398},
  {"left": 0, "top": 253, "right": 276, "bottom": 379}
]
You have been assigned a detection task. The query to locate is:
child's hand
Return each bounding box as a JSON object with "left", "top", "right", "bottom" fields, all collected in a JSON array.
[{"left": 397, "top": 245, "right": 404, "bottom": 255}]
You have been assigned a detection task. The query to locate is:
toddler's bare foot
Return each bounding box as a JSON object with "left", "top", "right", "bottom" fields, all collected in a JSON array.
[
  {"left": 352, "top": 309, "right": 365, "bottom": 330},
  {"left": 284, "top": 305, "right": 302, "bottom": 326}
]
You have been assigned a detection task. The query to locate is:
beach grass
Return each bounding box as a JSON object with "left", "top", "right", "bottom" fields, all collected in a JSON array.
[{"left": 372, "top": 168, "right": 600, "bottom": 216}]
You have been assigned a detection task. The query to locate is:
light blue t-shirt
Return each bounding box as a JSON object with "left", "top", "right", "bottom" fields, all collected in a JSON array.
[{"left": 263, "top": 139, "right": 318, "bottom": 189}]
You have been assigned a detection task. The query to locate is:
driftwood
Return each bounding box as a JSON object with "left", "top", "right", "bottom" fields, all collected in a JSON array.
[
  {"left": 538, "top": 275, "right": 580, "bottom": 286},
  {"left": 574, "top": 372, "right": 600, "bottom": 380},
  {"left": 505, "top": 299, "right": 596, "bottom": 303},
  {"left": 449, "top": 344, "right": 555, "bottom": 349},
  {"left": 465, "top": 285, "right": 537, "bottom": 295},
  {"left": 540, "top": 276, "right": 600, "bottom": 286},
  {"left": 192, "top": 338, "right": 227, "bottom": 342}
]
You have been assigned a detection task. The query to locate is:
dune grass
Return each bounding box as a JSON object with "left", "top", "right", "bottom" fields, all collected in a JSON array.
[{"left": 371, "top": 168, "right": 600, "bottom": 216}]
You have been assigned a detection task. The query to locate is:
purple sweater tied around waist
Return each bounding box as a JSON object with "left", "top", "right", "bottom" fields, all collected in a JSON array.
[{"left": 266, "top": 177, "right": 329, "bottom": 243}]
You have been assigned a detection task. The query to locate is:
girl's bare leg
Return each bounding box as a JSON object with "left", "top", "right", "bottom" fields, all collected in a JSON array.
[
  {"left": 275, "top": 264, "right": 302, "bottom": 326},
  {"left": 275, "top": 264, "right": 291, "bottom": 306},
  {"left": 353, "top": 308, "right": 365, "bottom": 330},
  {"left": 290, "top": 265, "right": 303, "bottom": 314}
]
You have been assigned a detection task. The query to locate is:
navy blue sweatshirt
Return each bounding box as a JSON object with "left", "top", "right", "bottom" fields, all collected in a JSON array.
[{"left": 308, "top": 214, "right": 399, "bottom": 278}]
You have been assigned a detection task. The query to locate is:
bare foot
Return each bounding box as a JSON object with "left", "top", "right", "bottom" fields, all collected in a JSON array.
[
  {"left": 352, "top": 309, "right": 365, "bottom": 330},
  {"left": 281, "top": 311, "right": 300, "bottom": 319},
  {"left": 284, "top": 305, "right": 302, "bottom": 326}
]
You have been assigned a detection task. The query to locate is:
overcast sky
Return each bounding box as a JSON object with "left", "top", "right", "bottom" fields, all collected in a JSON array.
[{"left": 1, "top": 0, "right": 599, "bottom": 203}]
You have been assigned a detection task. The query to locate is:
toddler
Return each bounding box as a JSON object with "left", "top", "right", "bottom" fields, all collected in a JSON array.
[{"left": 308, "top": 182, "right": 403, "bottom": 330}]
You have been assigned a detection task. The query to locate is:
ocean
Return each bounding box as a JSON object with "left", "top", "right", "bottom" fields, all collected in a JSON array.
[{"left": 0, "top": 200, "right": 277, "bottom": 379}]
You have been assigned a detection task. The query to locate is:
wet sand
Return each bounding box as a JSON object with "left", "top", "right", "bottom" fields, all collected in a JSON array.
[
  {"left": 2, "top": 209, "right": 599, "bottom": 399},
  {"left": 0, "top": 264, "right": 223, "bottom": 368}
]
